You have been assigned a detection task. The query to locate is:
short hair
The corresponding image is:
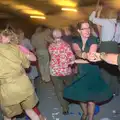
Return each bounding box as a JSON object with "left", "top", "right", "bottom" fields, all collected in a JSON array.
[
  {"left": 76, "top": 21, "right": 90, "bottom": 30},
  {"left": 52, "top": 29, "right": 62, "bottom": 39},
  {"left": 0, "top": 29, "right": 19, "bottom": 44}
]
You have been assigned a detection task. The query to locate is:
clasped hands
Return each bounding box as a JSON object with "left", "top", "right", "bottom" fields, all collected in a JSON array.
[
  {"left": 87, "top": 52, "right": 101, "bottom": 62},
  {"left": 69, "top": 52, "right": 101, "bottom": 65}
]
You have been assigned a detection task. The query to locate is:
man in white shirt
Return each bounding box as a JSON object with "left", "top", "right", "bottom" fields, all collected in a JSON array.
[{"left": 89, "top": 5, "right": 120, "bottom": 95}]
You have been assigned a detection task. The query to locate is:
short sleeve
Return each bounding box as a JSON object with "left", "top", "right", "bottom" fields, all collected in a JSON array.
[
  {"left": 65, "top": 44, "right": 75, "bottom": 61},
  {"left": 89, "top": 36, "right": 98, "bottom": 45},
  {"left": 72, "top": 37, "right": 80, "bottom": 44}
]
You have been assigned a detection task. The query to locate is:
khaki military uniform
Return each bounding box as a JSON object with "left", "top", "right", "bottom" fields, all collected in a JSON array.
[
  {"left": 31, "top": 29, "right": 53, "bottom": 82},
  {"left": 0, "top": 44, "right": 38, "bottom": 118}
]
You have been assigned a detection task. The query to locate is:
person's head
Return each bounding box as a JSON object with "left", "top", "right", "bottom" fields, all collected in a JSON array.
[
  {"left": 77, "top": 21, "right": 91, "bottom": 39},
  {"left": 44, "top": 28, "right": 52, "bottom": 35},
  {"left": 35, "top": 27, "right": 43, "bottom": 33},
  {"left": 101, "top": 8, "right": 117, "bottom": 19},
  {"left": 52, "top": 29, "right": 62, "bottom": 42},
  {"left": 63, "top": 27, "right": 71, "bottom": 36},
  {"left": 0, "top": 29, "right": 19, "bottom": 44},
  {"left": 16, "top": 29, "right": 24, "bottom": 41}
]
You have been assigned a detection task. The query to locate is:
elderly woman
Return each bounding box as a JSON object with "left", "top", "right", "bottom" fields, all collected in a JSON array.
[
  {"left": 48, "top": 29, "right": 75, "bottom": 114},
  {"left": 0, "top": 29, "right": 45, "bottom": 120},
  {"left": 17, "top": 29, "right": 39, "bottom": 88},
  {"left": 63, "top": 21, "right": 112, "bottom": 120}
]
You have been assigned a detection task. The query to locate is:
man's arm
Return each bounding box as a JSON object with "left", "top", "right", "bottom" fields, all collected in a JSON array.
[{"left": 100, "top": 53, "right": 118, "bottom": 65}]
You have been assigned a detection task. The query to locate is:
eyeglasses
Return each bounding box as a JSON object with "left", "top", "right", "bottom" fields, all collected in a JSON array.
[{"left": 80, "top": 27, "right": 90, "bottom": 30}]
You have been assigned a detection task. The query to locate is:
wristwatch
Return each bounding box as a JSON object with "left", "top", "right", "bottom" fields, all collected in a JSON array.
[{"left": 100, "top": 52, "right": 106, "bottom": 60}]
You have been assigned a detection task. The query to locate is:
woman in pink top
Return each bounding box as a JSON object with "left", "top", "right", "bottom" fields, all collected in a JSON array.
[{"left": 48, "top": 29, "right": 75, "bottom": 114}]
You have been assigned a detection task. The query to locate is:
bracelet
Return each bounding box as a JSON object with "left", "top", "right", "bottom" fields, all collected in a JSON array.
[{"left": 100, "top": 52, "right": 106, "bottom": 60}]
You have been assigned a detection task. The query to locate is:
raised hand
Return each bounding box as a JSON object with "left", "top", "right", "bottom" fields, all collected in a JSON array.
[{"left": 96, "top": 5, "right": 103, "bottom": 12}]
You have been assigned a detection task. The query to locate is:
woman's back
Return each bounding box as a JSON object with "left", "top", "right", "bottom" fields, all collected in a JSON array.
[{"left": 0, "top": 43, "right": 34, "bottom": 106}]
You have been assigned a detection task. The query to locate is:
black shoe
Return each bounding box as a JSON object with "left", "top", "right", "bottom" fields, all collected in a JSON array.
[
  {"left": 62, "top": 107, "right": 69, "bottom": 115},
  {"left": 63, "top": 110, "right": 69, "bottom": 115}
]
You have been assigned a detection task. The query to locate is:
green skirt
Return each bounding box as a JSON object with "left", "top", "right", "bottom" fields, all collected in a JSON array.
[{"left": 64, "top": 63, "right": 113, "bottom": 103}]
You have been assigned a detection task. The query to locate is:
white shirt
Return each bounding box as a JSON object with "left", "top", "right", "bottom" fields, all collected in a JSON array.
[{"left": 89, "top": 11, "right": 120, "bottom": 43}]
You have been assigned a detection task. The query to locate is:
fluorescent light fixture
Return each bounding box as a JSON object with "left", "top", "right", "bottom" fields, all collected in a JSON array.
[
  {"left": 51, "top": 0, "right": 77, "bottom": 7},
  {"left": 30, "top": 16, "right": 46, "bottom": 19},
  {"left": 11, "top": 4, "right": 31, "bottom": 10},
  {"left": 61, "top": 8, "right": 77, "bottom": 12},
  {"left": 22, "top": 10, "right": 44, "bottom": 15}
]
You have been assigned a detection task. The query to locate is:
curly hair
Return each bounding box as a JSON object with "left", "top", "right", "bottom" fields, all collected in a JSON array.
[{"left": 0, "top": 29, "right": 19, "bottom": 44}]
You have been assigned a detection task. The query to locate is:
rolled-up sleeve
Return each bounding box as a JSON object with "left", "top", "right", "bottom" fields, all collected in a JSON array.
[
  {"left": 89, "top": 11, "right": 108, "bottom": 26},
  {"left": 89, "top": 11, "right": 96, "bottom": 21}
]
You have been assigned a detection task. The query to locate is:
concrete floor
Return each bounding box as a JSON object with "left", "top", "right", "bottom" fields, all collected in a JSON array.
[{"left": 1, "top": 78, "right": 120, "bottom": 120}]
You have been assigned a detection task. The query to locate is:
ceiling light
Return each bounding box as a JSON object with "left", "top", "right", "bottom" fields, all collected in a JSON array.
[
  {"left": 61, "top": 8, "right": 77, "bottom": 12},
  {"left": 22, "top": 9, "right": 44, "bottom": 15},
  {"left": 30, "top": 16, "right": 46, "bottom": 19},
  {"left": 11, "top": 4, "right": 31, "bottom": 10},
  {"left": 51, "top": 0, "right": 77, "bottom": 7}
]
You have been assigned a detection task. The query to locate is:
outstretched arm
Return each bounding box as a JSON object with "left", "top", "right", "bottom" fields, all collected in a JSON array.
[{"left": 19, "top": 45, "right": 36, "bottom": 61}]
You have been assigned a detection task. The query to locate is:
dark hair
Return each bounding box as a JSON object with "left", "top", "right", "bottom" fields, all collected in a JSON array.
[{"left": 76, "top": 21, "right": 90, "bottom": 30}]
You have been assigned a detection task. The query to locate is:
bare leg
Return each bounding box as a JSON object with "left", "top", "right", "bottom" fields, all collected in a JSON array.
[
  {"left": 80, "top": 102, "right": 88, "bottom": 120},
  {"left": 88, "top": 102, "right": 95, "bottom": 120},
  {"left": 3, "top": 116, "right": 11, "bottom": 120},
  {"left": 33, "top": 107, "right": 47, "bottom": 120},
  {"left": 25, "top": 109, "right": 40, "bottom": 120},
  {"left": 39, "top": 115, "right": 47, "bottom": 120}
]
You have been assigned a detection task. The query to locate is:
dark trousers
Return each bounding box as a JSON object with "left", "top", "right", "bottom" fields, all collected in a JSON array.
[
  {"left": 99, "top": 41, "right": 119, "bottom": 94},
  {"left": 51, "top": 75, "right": 73, "bottom": 110}
]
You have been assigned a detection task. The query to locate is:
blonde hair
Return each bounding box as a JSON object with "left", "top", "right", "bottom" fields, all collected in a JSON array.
[{"left": 0, "top": 29, "right": 19, "bottom": 44}]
